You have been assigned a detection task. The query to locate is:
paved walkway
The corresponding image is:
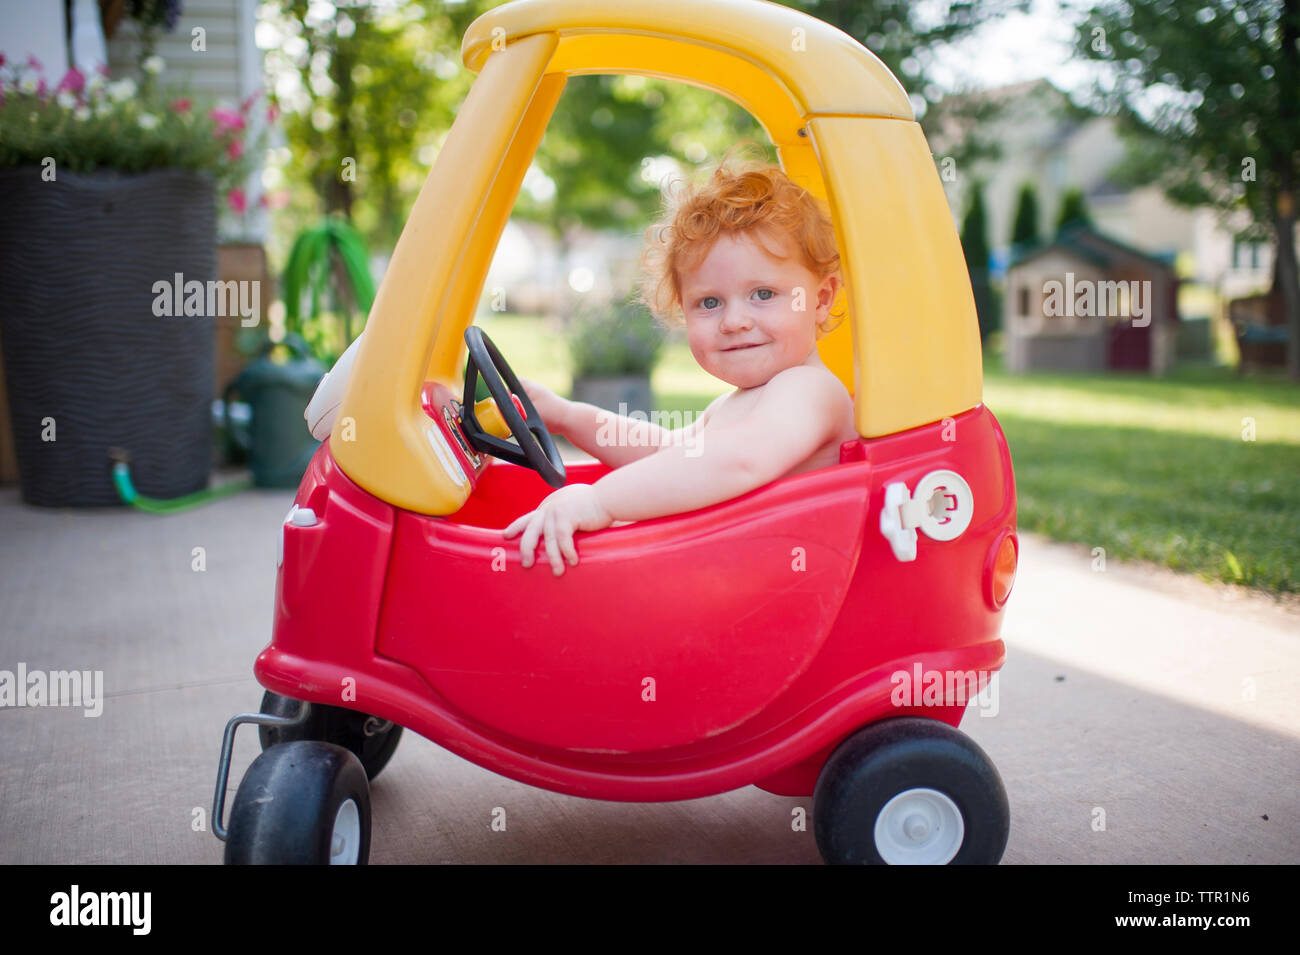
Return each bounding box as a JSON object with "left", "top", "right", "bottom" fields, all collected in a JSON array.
[{"left": 1, "top": 480, "right": 1296, "bottom": 864}]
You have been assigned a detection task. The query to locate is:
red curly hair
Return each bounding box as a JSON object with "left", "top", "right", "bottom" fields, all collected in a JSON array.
[{"left": 638, "top": 150, "right": 844, "bottom": 335}]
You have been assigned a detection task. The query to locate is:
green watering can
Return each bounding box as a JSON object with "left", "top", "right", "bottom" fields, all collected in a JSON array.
[{"left": 223, "top": 333, "right": 326, "bottom": 488}]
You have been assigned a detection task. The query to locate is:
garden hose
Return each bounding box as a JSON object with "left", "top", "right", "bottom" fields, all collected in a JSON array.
[{"left": 110, "top": 451, "right": 252, "bottom": 513}]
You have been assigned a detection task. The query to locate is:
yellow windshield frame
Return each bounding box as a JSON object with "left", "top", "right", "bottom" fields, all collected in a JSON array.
[{"left": 331, "top": 0, "right": 981, "bottom": 516}]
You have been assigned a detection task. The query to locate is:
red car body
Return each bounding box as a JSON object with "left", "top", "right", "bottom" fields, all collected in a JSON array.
[{"left": 257, "top": 382, "right": 1016, "bottom": 802}]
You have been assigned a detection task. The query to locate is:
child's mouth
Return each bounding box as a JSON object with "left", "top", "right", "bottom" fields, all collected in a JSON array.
[{"left": 724, "top": 343, "right": 766, "bottom": 351}]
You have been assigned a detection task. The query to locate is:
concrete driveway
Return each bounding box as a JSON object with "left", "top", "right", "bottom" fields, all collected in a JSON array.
[{"left": 1, "top": 479, "right": 1296, "bottom": 864}]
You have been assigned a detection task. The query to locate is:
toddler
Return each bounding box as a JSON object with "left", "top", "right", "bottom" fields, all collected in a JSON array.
[{"left": 505, "top": 158, "right": 858, "bottom": 574}]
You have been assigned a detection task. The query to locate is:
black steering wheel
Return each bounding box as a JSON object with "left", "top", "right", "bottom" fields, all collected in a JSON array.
[{"left": 460, "top": 326, "right": 566, "bottom": 489}]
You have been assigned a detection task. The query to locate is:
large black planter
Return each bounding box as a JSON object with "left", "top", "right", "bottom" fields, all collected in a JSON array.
[{"left": 0, "top": 168, "right": 216, "bottom": 506}]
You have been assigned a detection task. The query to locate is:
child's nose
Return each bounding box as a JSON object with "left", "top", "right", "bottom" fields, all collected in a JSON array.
[{"left": 719, "top": 304, "right": 753, "bottom": 332}]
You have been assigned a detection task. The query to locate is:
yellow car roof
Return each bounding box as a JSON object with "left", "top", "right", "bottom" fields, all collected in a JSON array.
[{"left": 462, "top": 0, "right": 914, "bottom": 121}]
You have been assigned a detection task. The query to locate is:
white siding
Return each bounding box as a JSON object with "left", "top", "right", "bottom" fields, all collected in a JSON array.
[
  {"left": 106, "top": 0, "right": 267, "bottom": 241},
  {"left": 107, "top": 1, "right": 245, "bottom": 102},
  {"left": 0, "top": 0, "right": 69, "bottom": 79}
]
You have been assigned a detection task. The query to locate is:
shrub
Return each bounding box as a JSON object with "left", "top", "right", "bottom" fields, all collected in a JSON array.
[{"left": 567, "top": 295, "right": 665, "bottom": 377}]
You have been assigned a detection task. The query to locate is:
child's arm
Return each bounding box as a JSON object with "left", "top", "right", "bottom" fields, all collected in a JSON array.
[
  {"left": 518, "top": 378, "right": 721, "bottom": 469},
  {"left": 560, "top": 400, "right": 673, "bottom": 467},
  {"left": 591, "top": 369, "right": 841, "bottom": 520},
  {"left": 504, "top": 367, "right": 845, "bottom": 574}
]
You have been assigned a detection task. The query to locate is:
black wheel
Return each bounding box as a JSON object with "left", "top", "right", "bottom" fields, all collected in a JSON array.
[
  {"left": 224, "top": 741, "right": 371, "bottom": 865},
  {"left": 257, "top": 691, "right": 403, "bottom": 781},
  {"left": 813, "top": 717, "right": 1010, "bottom": 865}
]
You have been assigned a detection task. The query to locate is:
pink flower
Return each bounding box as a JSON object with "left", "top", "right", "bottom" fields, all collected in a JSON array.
[
  {"left": 0, "top": 53, "right": 7, "bottom": 68},
  {"left": 96, "top": 64, "right": 111, "bottom": 77},
  {"left": 210, "top": 106, "right": 245, "bottom": 135},
  {"left": 239, "top": 90, "right": 261, "bottom": 114},
  {"left": 56, "top": 67, "right": 85, "bottom": 94},
  {"left": 226, "top": 138, "right": 244, "bottom": 161},
  {"left": 227, "top": 187, "right": 247, "bottom": 214},
  {"left": 266, "top": 102, "right": 281, "bottom": 123},
  {"left": 170, "top": 97, "right": 192, "bottom": 113},
  {"left": 26, "top": 54, "right": 42, "bottom": 73}
]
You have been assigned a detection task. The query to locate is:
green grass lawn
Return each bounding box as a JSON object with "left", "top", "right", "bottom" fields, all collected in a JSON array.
[
  {"left": 983, "top": 358, "right": 1299, "bottom": 596},
  {"left": 476, "top": 313, "right": 1300, "bottom": 596}
]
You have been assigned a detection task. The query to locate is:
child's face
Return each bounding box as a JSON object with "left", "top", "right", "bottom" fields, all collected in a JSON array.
[{"left": 678, "top": 231, "right": 839, "bottom": 389}]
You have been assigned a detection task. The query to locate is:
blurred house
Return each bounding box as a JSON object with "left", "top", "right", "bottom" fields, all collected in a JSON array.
[
  {"left": 1229, "top": 286, "right": 1290, "bottom": 372},
  {"left": 1004, "top": 224, "right": 1180, "bottom": 374},
  {"left": 934, "top": 80, "right": 1286, "bottom": 346}
]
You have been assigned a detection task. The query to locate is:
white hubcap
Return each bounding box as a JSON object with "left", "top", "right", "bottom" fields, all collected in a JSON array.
[
  {"left": 874, "top": 788, "right": 964, "bottom": 864},
  {"left": 329, "top": 798, "right": 361, "bottom": 865}
]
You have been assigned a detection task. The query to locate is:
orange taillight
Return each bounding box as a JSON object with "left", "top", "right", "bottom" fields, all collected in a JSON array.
[{"left": 989, "top": 532, "right": 1018, "bottom": 609}]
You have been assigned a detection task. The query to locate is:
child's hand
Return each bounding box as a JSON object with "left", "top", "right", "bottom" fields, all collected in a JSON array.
[
  {"left": 502, "top": 484, "right": 613, "bottom": 575},
  {"left": 516, "top": 377, "right": 569, "bottom": 436}
]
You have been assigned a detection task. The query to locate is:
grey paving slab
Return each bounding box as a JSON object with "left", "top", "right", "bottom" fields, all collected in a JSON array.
[{"left": 987, "top": 534, "right": 1300, "bottom": 865}]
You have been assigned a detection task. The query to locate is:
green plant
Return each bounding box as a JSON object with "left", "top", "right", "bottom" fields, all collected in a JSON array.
[
  {"left": 568, "top": 296, "right": 665, "bottom": 377},
  {"left": 1010, "top": 181, "right": 1040, "bottom": 248},
  {"left": 0, "top": 55, "right": 258, "bottom": 210},
  {"left": 961, "top": 180, "right": 998, "bottom": 340},
  {"left": 1055, "top": 186, "right": 1092, "bottom": 232},
  {"left": 279, "top": 217, "right": 376, "bottom": 365}
]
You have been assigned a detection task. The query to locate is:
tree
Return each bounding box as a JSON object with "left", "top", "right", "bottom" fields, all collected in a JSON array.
[
  {"left": 1011, "top": 182, "right": 1041, "bottom": 248},
  {"left": 519, "top": 75, "right": 746, "bottom": 239},
  {"left": 1070, "top": 0, "right": 1300, "bottom": 379},
  {"left": 1055, "top": 186, "right": 1093, "bottom": 231},
  {"left": 961, "top": 181, "right": 998, "bottom": 339},
  {"left": 265, "top": 1, "right": 494, "bottom": 253}
]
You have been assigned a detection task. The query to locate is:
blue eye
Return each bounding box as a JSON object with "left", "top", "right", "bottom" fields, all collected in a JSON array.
[
  {"left": 700, "top": 296, "right": 721, "bottom": 309},
  {"left": 754, "top": 288, "right": 775, "bottom": 301}
]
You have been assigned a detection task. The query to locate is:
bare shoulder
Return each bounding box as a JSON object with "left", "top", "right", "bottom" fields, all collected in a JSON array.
[
  {"left": 702, "top": 390, "right": 733, "bottom": 414},
  {"left": 762, "top": 364, "right": 856, "bottom": 450},
  {"left": 763, "top": 363, "right": 851, "bottom": 407},
  {"left": 690, "top": 390, "right": 733, "bottom": 430}
]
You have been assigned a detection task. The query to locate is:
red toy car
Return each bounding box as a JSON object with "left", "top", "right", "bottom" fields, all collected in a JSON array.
[{"left": 211, "top": 0, "right": 1018, "bottom": 865}]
